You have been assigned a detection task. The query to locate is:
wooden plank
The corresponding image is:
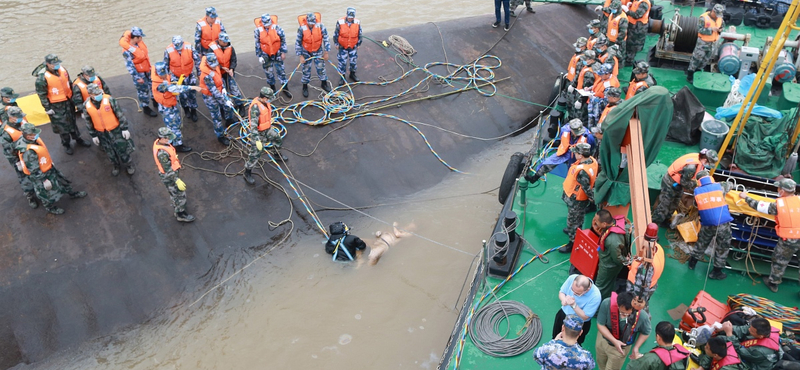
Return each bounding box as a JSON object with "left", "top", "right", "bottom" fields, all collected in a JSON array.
[{"left": 625, "top": 115, "right": 652, "bottom": 257}]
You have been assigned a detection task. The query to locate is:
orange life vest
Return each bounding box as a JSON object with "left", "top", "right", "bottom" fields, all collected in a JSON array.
[
  {"left": 556, "top": 129, "right": 589, "bottom": 156},
  {"left": 119, "top": 31, "right": 151, "bottom": 73},
  {"left": 209, "top": 41, "right": 232, "bottom": 70},
  {"left": 576, "top": 65, "right": 593, "bottom": 90},
  {"left": 599, "top": 104, "right": 615, "bottom": 125},
  {"left": 566, "top": 54, "right": 580, "bottom": 81},
  {"left": 599, "top": 53, "right": 620, "bottom": 77},
  {"left": 298, "top": 12, "right": 322, "bottom": 27},
  {"left": 166, "top": 43, "right": 195, "bottom": 77},
  {"left": 197, "top": 17, "right": 222, "bottom": 50},
  {"left": 337, "top": 17, "right": 360, "bottom": 49},
  {"left": 198, "top": 56, "right": 223, "bottom": 96},
  {"left": 563, "top": 157, "right": 598, "bottom": 201},
  {"left": 44, "top": 68, "right": 72, "bottom": 103},
  {"left": 592, "top": 76, "right": 620, "bottom": 98},
  {"left": 775, "top": 196, "right": 800, "bottom": 239},
  {"left": 19, "top": 138, "right": 53, "bottom": 175},
  {"left": 627, "top": 80, "right": 649, "bottom": 98},
  {"left": 151, "top": 67, "right": 178, "bottom": 107},
  {"left": 3, "top": 124, "right": 22, "bottom": 142},
  {"left": 740, "top": 328, "right": 781, "bottom": 351},
  {"left": 668, "top": 153, "right": 702, "bottom": 183},
  {"left": 607, "top": 14, "right": 625, "bottom": 43},
  {"left": 587, "top": 36, "right": 598, "bottom": 51},
  {"left": 300, "top": 24, "right": 323, "bottom": 53},
  {"left": 84, "top": 95, "right": 120, "bottom": 132},
  {"left": 249, "top": 99, "right": 273, "bottom": 131},
  {"left": 73, "top": 77, "right": 104, "bottom": 102},
  {"left": 628, "top": 244, "right": 664, "bottom": 287},
  {"left": 153, "top": 140, "right": 181, "bottom": 174},
  {"left": 254, "top": 16, "right": 282, "bottom": 56},
  {"left": 698, "top": 12, "right": 723, "bottom": 43},
  {"left": 628, "top": 0, "right": 651, "bottom": 25}
]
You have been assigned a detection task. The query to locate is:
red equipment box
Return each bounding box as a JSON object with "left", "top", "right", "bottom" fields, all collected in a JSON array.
[
  {"left": 571, "top": 228, "right": 600, "bottom": 280},
  {"left": 680, "top": 290, "right": 731, "bottom": 331}
]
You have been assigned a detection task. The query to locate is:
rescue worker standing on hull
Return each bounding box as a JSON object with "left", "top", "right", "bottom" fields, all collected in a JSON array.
[
  {"left": 255, "top": 13, "right": 292, "bottom": 99},
  {"left": 740, "top": 178, "right": 800, "bottom": 295},
  {"left": 16, "top": 122, "right": 87, "bottom": 215},
  {"left": 568, "top": 51, "right": 596, "bottom": 123},
  {"left": 153, "top": 127, "right": 195, "bottom": 223},
  {"left": 296, "top": 12, "right": 332, "bottom": 98},
  {"left": 0, "top": 87, "right": 21, "bottom": 125},
  {"left": 199, "top": 54, "right": 235, "bottom": 146},
  {"left": 565, "top": 38, "right": 588, "bottom": 85},
  {"left": 560, "top": 143, "right": 598, "bottom": 254},
  {"left": 243, "top": 87, "right": 286, "bottom": 185},
  {"left": 687, "top": 171, "right": 733, "bottom": 280},
  {"left": 209, "top": 32, "right": 246, "bottom": 113},
  {"left": 333, "top": 7, "right": 362, "bottom": 86},
  {"left": 605, "top": 0, "right": 628, "bottom": 67},
  {"left": 624, "top": 0, "right": 650, "bottom": 66},
  {"left": 83, "top": 84, "right": 136, "bottom": 177},
  {"left": 2, "top": 107, "right": 38, "bottom": 208},
  {"left": 195, "top": 7, "right": 226, "bottom": 55},
  {"left": 325, "top": 222, "right": 367, "bottom": 261},
  {"left": 651, "top": 149, "right": 717, "bottom": 226},
  {"left": 687, "top": 4, "right": 724, "bottom": 83},
  {"left": 119, "top": 27, "right": 159, "bottom": 118},
  {"left": 151, "top": 62, "right": 203, "bottom": 153},
  {"left": 34, "top": 54, "right": 92, "bottom": 155},
  {"left": 72, "top": 66, "right": 111, "bottom": 113},
  {"left": 164, "top": 36, "right": 200, "bottom": 123}
]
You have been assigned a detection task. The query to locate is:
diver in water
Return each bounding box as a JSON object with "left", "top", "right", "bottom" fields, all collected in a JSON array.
[{"left": 325, "top": 222, "right": 367, "bottom": 262}]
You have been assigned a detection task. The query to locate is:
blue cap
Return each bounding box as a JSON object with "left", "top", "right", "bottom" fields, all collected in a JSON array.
[
  {"left": 154, "top": 61, "right": 168, "bottom": 75},
  {"left": 346, "top": 7, "right": 356, "bottom": 17},
  {"left": 306, "top": 13, "right": 317, "bottom": 23},
  {"left": 172, "top": 35, "right": 184, "bottom": 47},
  {"left": 130, "top": 26, "right": 145, "bottom": 37},
  {"left": 563, "top": 315, "right": 584, "bottom": 331},
  {"left": 261, "top": 13, "right": 271, "bottom": 24},
  {"left": 218, "top": 32, "right": 230, "bottom": 43},
  {"left": 598, "top": 63, "right": 612, "bottom": 75},
  {"left": 205, "top": 6, "right": 217, "bottom": 17}
]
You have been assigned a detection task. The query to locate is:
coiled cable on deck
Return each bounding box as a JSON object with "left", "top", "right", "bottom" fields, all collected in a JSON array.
[{"left": 468, "top": 300, "right": 542, "bottom": 357}]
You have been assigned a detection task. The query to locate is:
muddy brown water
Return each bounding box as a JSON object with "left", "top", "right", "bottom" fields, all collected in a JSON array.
[{"left": 14, "top": 135, "right": 535, "bottom": 370}]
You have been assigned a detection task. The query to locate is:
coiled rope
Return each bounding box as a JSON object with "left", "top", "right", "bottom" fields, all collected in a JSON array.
[
  {"left": 468, "top": 300, "right": 542, "bottom": 357},
  {"left": 728, "top": 293, "right": 800, "bottom": 333}
]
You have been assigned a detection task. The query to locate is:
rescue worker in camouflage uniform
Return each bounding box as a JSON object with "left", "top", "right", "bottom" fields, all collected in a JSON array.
[
  {"left": 195, "top": 7, "right": 226, "bottom": 55},
  {"left": 35, "top": 54, "right": 92, "bottom": 155},
  {"left": 334, "top": 7, "right": 363, "bottom": 86},
  {"left": 687, "top": 171, "right": 733, "bottom": 280},
  {"left": 296, "top": 12, "right": 332, "bottom": 98},
  {"left": 164, "top": 35, "right": 200, "bottom": 123},
  {"left": 698, "top": 337, "right": 747, "bottom": 370},
  {"left": 509, "top": 0, "right": 535, "bottom": 17},
  {"left": 594, "top": 36, "right": 618, "bottom": 79},
  {"left": 568, "top": 51, "right": 597, "bottom": 123},
  {"left": 651, "top": 149, "right": 718, "bottom": 226},
  {"left": 525, "top": 119, "right": 596, "bottom": 184},
  {"left": 2, "top": 107, "right": 38, "bottom": 208},
  {"left": 210, "top": 32, "right": 246, "bottom": 114},
  {"left": 740, "top": 178, "right": 800, "bottom": 295},
  {"left": 534, "top": 314, "right": 595, "bottom": 370},
  {"left": 16, "top": 122, "right": 87, "bottom": 214},
  {"left": 153, "top": 127, "right": 195, "bottom": 223},
  {"left": 627, "top": 322, "right": 690, "bottom": 370},
  {"left": 586, "top": 20, "right": 602, "bottom": 49},
  {"left": 119, "top": 27, "right": 159, "bottom": 117},
  {"left": 565, "top": 38, "right": 588, "bottom": 84},
  {"left": 199, "top": 53, "right": 235, "bottom": 146},
  {"left": 624, "top": 0, "right": 651, "bottom": 66},
  {"left": 151, "top": 62, "right": 202, "bottom": 153},
  {"left": 255, "top": 13, "right": 292, "bottom": 99},
  {"left": 592, "top": 209, "right": 630, "bottom": 299},
  {"left": 83, "top": 84, "right": 136, "bottom": 177},
  {"left": 589, "top": 85, "right": 620, "bottom": 129},
  {"left": 719, "top": 318, "right": 781, "bottom": 370},
  {"left": 605, "top": 0, "right": 628, "bottom": 67},
  {"left": 0, "top": 87, "right": 21, "bottom": 125},
  {"left": 243, "top": 87, "right": 286, "bottom": 185},
  {"left": 560, "top": 143, "right": 598, "bottom": 253},
  {"left": 72, "top": 66, "right": 111, "bottom": 116},
  {"left": 627, "top": 61, "right": 657, "bottom": 98},
  {"left": 687, "top": 4, "right": 725, "bottom": 83}
]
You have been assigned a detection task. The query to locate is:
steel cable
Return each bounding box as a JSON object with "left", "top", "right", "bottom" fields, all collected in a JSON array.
[{"left": 468, "top": 300, "right": 542, "bottom": 357}]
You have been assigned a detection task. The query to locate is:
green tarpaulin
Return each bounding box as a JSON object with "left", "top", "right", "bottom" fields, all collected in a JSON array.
[
  {"left": 733, "top": 108, "right": 798, "bottom": 178},
  {"left": 595, "top": 86, "right": 674, "bottom": 206}
]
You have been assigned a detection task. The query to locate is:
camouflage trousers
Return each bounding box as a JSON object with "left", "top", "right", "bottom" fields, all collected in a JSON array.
[
  {"left": 160, "top": 177, "right": 187, "bottom": 214},
  {"left": 177, "top": 73, "right": 198, "bottom": 110},
  {"left": 337, "top": 48, "right": 358, "bottom": 75},
  {"left": 132, "top": 72, "right": 153, "bottom": 108},
  {"left": 767, "top": 237, "right": 800, "bottom": 285},
  {"left": 201, "top": 94, "right": 232, "bottom": 138},
  {"left": 688, "top": 38, "right": 716, "bottom": 72},
  {"left": 587, "top": 96, "right": 607, "bottom": 127},
  {"left": 300, "top": 51, "right": 329, "bottom": 84},
  {"left": 509, "top": 0, "right": 531, "bottom": 10},
  {"left": 97, "top": 128, "right": 135, "bottom": 167},
  {"left": 692, "top": 222, "right": 732, "bottom": 268},
  {"left": 569, "top": 93, "right": 589, "bottom": 123},
  {"left": 626, "top": 279, "right": 657, "bottom": 303},
  {"left": 563, "top": 192, "right": 590, "bottom": 242},
  {"left": 4, "top": 155, "right": 34, "bottom": 194},
  {"left": 158, "top": 104, "right": 185, "bottom": 146},
  {"left": 532, "top": 163, "right": 558, "bottom": 178},
  {"left": 33, "top": 167, "right": 75, "bottom": 208},
  {"left": 261, "top": 55, "right": 288, "bottom": 86},
  {"left": 625, "top": 22, "right": 648, "bottom": 65},
  {"left": 244, "top": 129, "right": 283, "bottom": 170},
  {"left": 611, "top": 41, "right": 627, "bottom": 68},
  {"left": 652, "top": 174, "right": 682, "bottom": 225},
  {"left": 47, "top": 100, "right": 79, "bottom": 136}
]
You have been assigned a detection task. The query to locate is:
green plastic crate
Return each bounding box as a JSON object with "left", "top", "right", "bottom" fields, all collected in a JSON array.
[
  {"left": 780, "top": 82, "right": 800, "bottom": 111},
  {"left": 693, "top": 72, "right": 731, "bottom": 110}
]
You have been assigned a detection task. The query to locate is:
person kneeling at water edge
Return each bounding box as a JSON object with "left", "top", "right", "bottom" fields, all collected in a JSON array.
[
  {"left": 325, "top": 222, "right": 366, "bottom": 261},
  {"left": 525, "top": 118, "right": 595, "bottom": 184}
]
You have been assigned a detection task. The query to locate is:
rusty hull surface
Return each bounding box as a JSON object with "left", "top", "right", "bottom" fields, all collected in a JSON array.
[{"left": 0, "top": 6, "right": 594, "bottom": 368}]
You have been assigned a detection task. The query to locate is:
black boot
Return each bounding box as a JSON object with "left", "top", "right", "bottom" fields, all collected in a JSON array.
[
  {"left": 190, "top": 108, "right": 198, "bottom": 122},
  {"left": 559, "top": 242, "right": 574, "bottom": 254},
  {"left": 111, "top": 165, "right": 120, "bottom": 177},
  {"left": 126, "top": 163, "right": 135, "bottom": 175},
  {"left": 321, "top": 80, "right": 331, "bottom": 93},
  {"left": 282, "top": 86, "right": 293, "bottom": 99},
  {"left": 524, "top": 172, "right": 540, "bottom": 183},
  {"left": 339, "top": 77, "right": 346, "bottom": 86},
  {"left": 562, "top": 227, "right": 569, "bottom": 235},
  {"left": 302, "top": 84, "right": 309, "bottom": 98},
  {"left": 25, "top": 192, "right": 38, "bottom": 209},
  {"left": 176, "top": 211, "right": 196, "bottom": 223},
  {"left": 526, "top": 0, "right": 535, "bottom": 12},
  {"left": 271, "top": 150, "right": 288, "bottom": 161},
  {"left": 687, "top": 256, "right": 698, "bottom": 270},
  {"left": 76, "top": 137, "right": 92, "bottom": 147},
  {"left": 143, "top": 106, "right": 158, "bottom": 117},
  {"left": 762, "top": 276, "right": 779, "bottom": 293},
  {"left": 184, "top": 107, "right": 191, "bottom": 116},
  {"left": 270, "top": 84, "right": 276, "bottom": 93},
  {"left": 46, "top": 206, "right": 65, "bottom": 215},
  {"left": 174, "top": 144, "right": 192, "bottom": 153},
  {"left": 686, "top": 70, "right": 695, "bottom": 84},
  {"left": 244, "top": 169, "right": 255, "bottom": 185},
  {"left": 349, "top": 71, "right": 359, "bottom": 82},
  {"left": 218, "top": 136, "right": 230, "bottom": 146},
  {"left": 708, "top": 267, "right": 727, "bottom": 280},
  {"left": 64, "top": 144, "right": 74, "bottom": 155},
  {"left": 68, "top": 191, "right": 87, "bottom": 199}
]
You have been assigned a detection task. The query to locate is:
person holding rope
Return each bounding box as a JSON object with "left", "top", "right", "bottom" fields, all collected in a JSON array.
[
  {"left": 295, "top": 12, "right": 332, "bottom": 98},
  {"left": 333, "top": 7, "right": 362, "bottom": 86},
  {"left": 199, "top": 53, "right": 235, "bottom": 146},
  {"left": 209, "top": 32, "right": 246, "bottom": 115},
  {"left": 163, "top": 35, "right": 200, "bottom": 123},
  {"left": 254, "top": 13, "right": 292, "bottom": 99},
  {"left": 151, "top": 62, "right": 203, "bottom": 153},
  {"left": 243, "top": 87, "right": 286, "bottom": 185},
  {"left": 595, "top": 291, "right": 651, "bottom": 370},
  {"left": 687, "top": 170, "right": 733, "bottom": 280},
  {"left": 325, "top": 222, "right": 367, "bottom": 262}
]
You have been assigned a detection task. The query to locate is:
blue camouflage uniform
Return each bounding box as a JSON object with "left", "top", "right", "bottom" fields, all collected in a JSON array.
[
  {"left": 194, "top": 8, "right": 227, "bottom": 55},
  {"left": 123, "top": 49, "right": 152, "bottom": 109},
  {"left": 155, "top": 79, "right": 196, "bottom": 146},
  {"left": 201, "top": 61, "right": 233, "bottom": 138},
  {"left": 163, "top": 40, "right": 200, "bottom": 111},
  {"left": 333, "top": 9, "right": 362, "bottom": 77},
  {"left": 296, "top": 20, "right": 331, "bottom": 84},
  {"left": 535, "top": 314, "right": 596, "bottom": 370},
  {"left": 254, "top": 16, "right": 289, "bottom": 88}
]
